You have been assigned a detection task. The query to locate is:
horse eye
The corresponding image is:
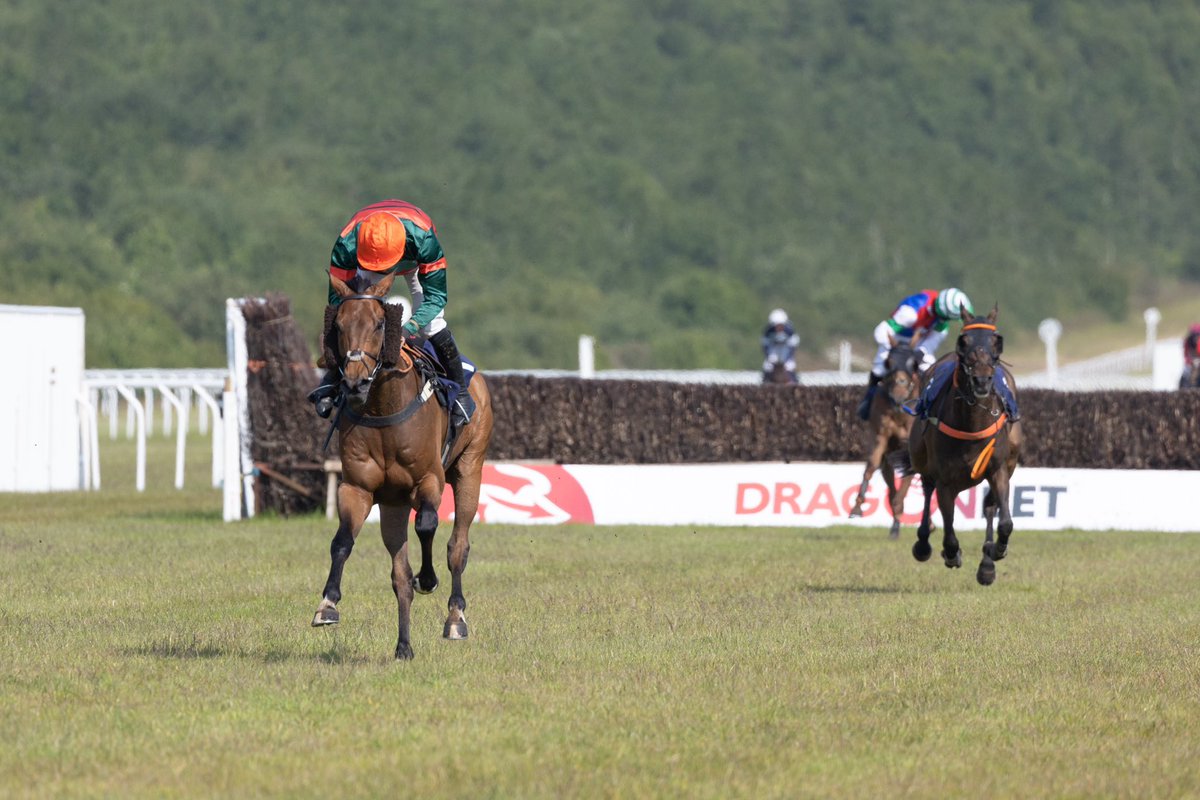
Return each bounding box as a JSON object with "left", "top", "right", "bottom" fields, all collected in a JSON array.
[{"left": 375, "top": 319, "right": 385, "bottom": 331}]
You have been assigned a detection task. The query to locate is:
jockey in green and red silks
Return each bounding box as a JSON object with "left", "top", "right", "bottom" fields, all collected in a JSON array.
[{"left": 309, "top": 200, "right": 475, "bottom": 425}]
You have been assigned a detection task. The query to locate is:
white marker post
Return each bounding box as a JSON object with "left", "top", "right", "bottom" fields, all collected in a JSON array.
[{"left": 1038, "top": 318, "right": 1062, "bottom": 386}]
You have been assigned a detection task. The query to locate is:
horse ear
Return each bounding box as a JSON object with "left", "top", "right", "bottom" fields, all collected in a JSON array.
[
  {"left": 370, "top": 273, "right": 397, "bottom": 297},
  {"left": 329, "top": 272, "right": 353, "bottom": 299},
  {"left": 987, "top": 303, "right": 999, "bottom": 324},
  {"left": 959, "top": 303, "right": 972, "bottom": 323}
]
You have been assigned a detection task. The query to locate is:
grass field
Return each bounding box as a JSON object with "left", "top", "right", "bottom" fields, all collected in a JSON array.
[{"left": 1, "top": 435, "right": 1198, "bottom": 799}]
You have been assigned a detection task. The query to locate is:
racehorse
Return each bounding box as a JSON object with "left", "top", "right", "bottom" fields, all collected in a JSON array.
[
  {"left": 849, "top": 341, "right": 921, "bottom": 539},
  {"left": 1180, "top": 363, "right": 1200, "bottom": 389},
  {"left": 906, "top": 305, "right": 1021, "bottom": 586},
  {"left": 311, "top": 272, "right": 493, "bottom": 659},
  {"left": 762, "top": 340, "right": 798, "bottom": 385}
]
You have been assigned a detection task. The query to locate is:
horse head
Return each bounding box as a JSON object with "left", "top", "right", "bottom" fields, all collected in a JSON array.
[
  {"left": 328, "top": 272, "right": 405, "bottom": 403},
  {"left": 955, "top": 304, "right": 1004, "bottom": 400},
  {"left": 882, "top": 340, "right": 920, "bottom": 407}
]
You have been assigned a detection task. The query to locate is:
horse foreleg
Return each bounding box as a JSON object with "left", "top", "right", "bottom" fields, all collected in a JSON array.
[
  {"left": 936, "top": 485, "right": 962, "bottom": 569},
  {"left": 889, "top": 472, "right": 913, "bottom": 540},
  {"left": 380, "top": 504, "right": 416, "bottom": 660},
  {"left": 913, "top": 477, "right": 935, "bottom": 562},
  {"left": 411, "top": 477, "right": 444, "bottom": 595},
  {"left": 313, "top": 483, "right": 374, "bottom": 627},
  {"left": 988, "top": 469, "right": 1015, "bottom": 562},
  {"left": 850, "top": 437, "right": 887, "bottom": 518},
  {"left": 978, "top": 486, "right": 999, "bottom": 585}
]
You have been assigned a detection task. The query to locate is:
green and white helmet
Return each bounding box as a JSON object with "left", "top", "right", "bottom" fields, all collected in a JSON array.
[{"left": 934, "top": 287, "right": 973, "bottom": 321}]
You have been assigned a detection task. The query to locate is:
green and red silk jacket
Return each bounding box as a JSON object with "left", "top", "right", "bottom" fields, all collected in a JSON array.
[{"left": 328, "top": 200, "right": 448, "bottom": 333}]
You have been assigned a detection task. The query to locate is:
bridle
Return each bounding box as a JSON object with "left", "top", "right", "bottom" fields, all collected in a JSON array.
[
  {"left": 321, "top": 293, "right": 428, "bottom": 451},
  {"left": 335, "top": 294, "right": 387, "bottom": 389},
  {"left": 883, "top": 347, "right": 920, "bottom": 412},
  {"left": 956, "top": 322, "right": 1003, "bottom": 405}
]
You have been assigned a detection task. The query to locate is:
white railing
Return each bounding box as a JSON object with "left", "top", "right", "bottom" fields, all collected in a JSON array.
[{"left": 80, "top": 369, "right": 228, "bottom": 492}]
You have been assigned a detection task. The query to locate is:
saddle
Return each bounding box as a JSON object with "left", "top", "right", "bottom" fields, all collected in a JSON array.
[{"left": 408, "top": 340, "right": 478, "bottom": 464}]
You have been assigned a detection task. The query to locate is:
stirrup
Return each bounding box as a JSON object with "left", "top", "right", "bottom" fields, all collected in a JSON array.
[{"left": 315, "top": 396, "right": 336, "bottom": 418}]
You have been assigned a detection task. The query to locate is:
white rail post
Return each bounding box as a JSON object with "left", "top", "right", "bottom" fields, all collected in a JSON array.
[
  {"left": 578, "top": 335, "right": 595, "bottom": 378},
  {"left": 1038, "top": 318, "right": 1062, "bottom": 386},
  {"left": 114, "top": 385, "right": 146, "bottom": 491},
  {"left": 144, "top": 387, "right": 155, "bottom": 437},
  {"left": 156, "top": 384, "right": 187, "bottom": 490},
  {"left": 1143, "top": 307, "right": 1161, "bottom": 370},
  {"left": 192, "top": 384, "right": 224, "bottom": 488},
  {"left": 839, "top": 340, "right": 852, "bottom": 376}
]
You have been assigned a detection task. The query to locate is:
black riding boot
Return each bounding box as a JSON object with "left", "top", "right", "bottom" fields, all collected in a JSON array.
[
  {"left": 856, "top": 372, "right": 881, "bottom": 421},
  {"left": 429, "top": 328, "right": 475, "bottom": 425},
  {"left": 307, "top": 369, "right": 341, "bottom": 418}
]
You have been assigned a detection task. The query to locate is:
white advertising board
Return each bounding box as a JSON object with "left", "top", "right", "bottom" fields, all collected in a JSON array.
[
  {"left": 398, "top": 462, "right": 1200, "bottom": 532},
  {"left": 0, "top": 304, "right": 85, "bottom": 492}
]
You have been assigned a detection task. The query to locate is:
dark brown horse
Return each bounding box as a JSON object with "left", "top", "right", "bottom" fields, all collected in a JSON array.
[
  {"left": 311, "top": 273, "right": 493, "bottom": 659},
  {"left": 849, "top": 341, "right": 921, "bottom": 539},
  {"left": 1180, "top": 362, "right": 1200, "bottom": 389},
  {"left": 907, "top": 306, "right": 1021, "bottom": 586}
]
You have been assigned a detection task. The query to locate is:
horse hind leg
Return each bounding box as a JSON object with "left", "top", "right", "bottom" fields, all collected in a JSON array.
[
  {"left": 380, "top": 504, "right": 416, "bottom": 660},
  {"left": 443, "top": 461, "right": 486, "bottom": 641}
]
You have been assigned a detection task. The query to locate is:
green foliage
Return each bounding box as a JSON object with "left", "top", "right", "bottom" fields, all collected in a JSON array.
[{"left": 4, "top": 0, "right": 1200, "bottom": 368}]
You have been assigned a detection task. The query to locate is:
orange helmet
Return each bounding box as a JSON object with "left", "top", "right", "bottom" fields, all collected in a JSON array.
[{"left": 356, "top": 212, "right": 408, "bottom": 272}]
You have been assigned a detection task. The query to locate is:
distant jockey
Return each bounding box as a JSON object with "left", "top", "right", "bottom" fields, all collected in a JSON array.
[
  {"left": 1184, "top": 324, "right": 1200, "bottom": 369},
  {"left": 307, "top": 200, "right": 475, "bottom": 426},
  {"left": 761, "top": 308, "right": 800, "bottom": 381}
]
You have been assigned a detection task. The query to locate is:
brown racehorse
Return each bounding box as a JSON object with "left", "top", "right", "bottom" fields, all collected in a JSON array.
[
  {"left": 849, "top": 341, "right": 921, "bottom": 539},
  {"left": 311, "top": 272, "right": 493, "bottom": 660},
  {"left": 907, "top": 305, "right": 1021, "bottom": 586}
]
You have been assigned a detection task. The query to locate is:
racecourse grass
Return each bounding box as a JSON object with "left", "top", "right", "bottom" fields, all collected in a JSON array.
[{"left": 1, "top": 436, "right": 1198, "bottom": 798}]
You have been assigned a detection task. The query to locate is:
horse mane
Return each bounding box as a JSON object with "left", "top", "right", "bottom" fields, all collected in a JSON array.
[
  {"left": 380, "top": 303, "right": 405, "bottom": 367},
  {"left": 322, "top": 304, "right": 338, "bottom": 368}
]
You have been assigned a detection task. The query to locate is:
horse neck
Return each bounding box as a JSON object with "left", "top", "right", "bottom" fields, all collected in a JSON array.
[{"left": 362, "top": 367, "right": 422, "bottom": 416}]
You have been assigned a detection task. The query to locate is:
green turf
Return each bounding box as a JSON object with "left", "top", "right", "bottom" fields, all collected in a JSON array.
[{"left": 1, "top": 435, "right": 1198, "bottom": 798}]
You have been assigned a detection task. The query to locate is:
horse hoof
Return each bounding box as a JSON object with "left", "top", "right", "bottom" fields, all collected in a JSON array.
[
  {"left": 941, "top": 550, "right": 962, "bottom": 569},
  {"left": 395, "top": 642, "right": 414, "bottom": 660},
  {"left": 444, "top": 612, "right": 469, "bottom": 640},
  {"left": 977, "top": 560, "right": 996, "bottom": 586},
  {"left": 311, "top": 605, "right": 340, "bottom": 627},
  {"left": 888, "top": 521, "right": 901, "bottom": 540},
  {"left": 412, "top": 574, "right": 439, "bottom": 595},
  {"left": 913, "top": 540, "right": 933, "bottom": 562},
  {"left": 849, "top": 508, "right": 863, "bottom": 519}
]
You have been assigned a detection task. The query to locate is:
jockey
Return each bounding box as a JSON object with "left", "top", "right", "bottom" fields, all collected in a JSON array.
[
  {"left": 856, "top": 287, "right": 972, "bottom": 421},
  {"left": 761, "top": 308, "right": 800, "bottom": 379},
  {"left": 1184, "top": 324, "right": 1200, "bottom": 370},
  {"left": 307, "top": 200, "right": 476, "bottom": 425}
]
